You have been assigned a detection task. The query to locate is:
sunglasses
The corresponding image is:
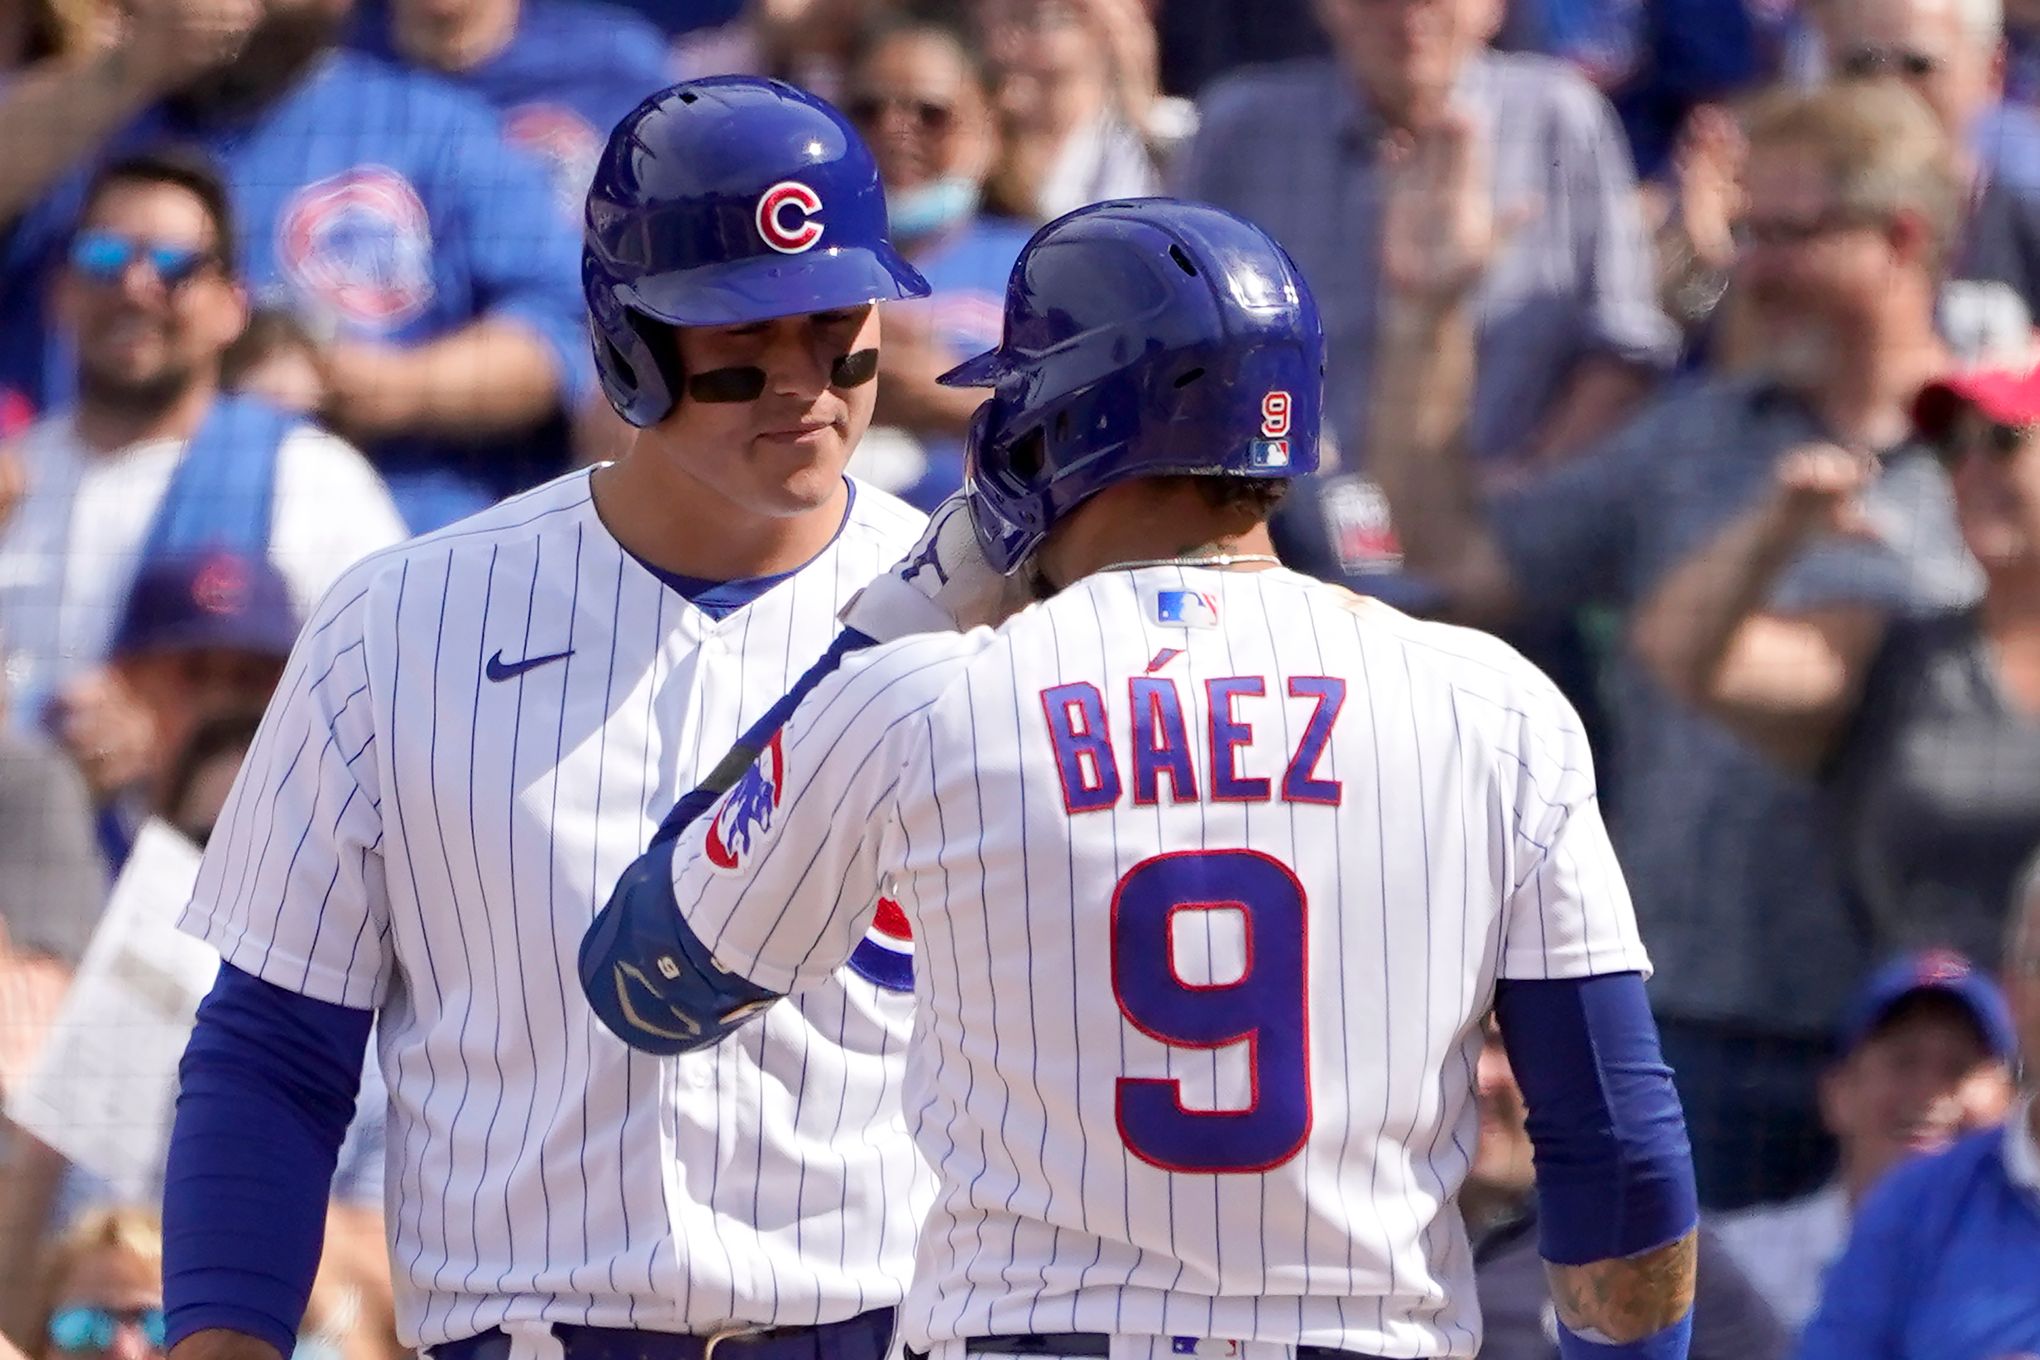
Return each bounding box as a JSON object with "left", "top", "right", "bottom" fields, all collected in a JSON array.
[
  {"left": 1838, "top": 45, "right": 1944, "bottom": 78},
  {"left": 1730, "top": 209, "right": 1886, "bottom": 250},
  {"left": 1936, "top": 419, "right": 2034, "bottom": 466},
  {"left": 846, "top": 94, "right": 958, "bottom": 135},
  {"left": 47, "top": 1306, "right": 167, "bottom": 1354},
  {"left": 68, "top": 230, "right": 218, "bottom": 289}
]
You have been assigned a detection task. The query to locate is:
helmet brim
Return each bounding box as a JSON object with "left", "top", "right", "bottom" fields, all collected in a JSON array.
[
  {"left": 936, "top": 347, "right": 1006, "bottom": 388},
  {"left": 623, "top": 243, "right": 930, "bottom": 328}
]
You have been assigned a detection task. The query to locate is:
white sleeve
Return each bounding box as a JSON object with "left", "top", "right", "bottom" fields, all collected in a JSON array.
[
  {"left": 177, "top": 570, "right": 393, "bottom": 1008},
  {"left": 1498, "top": 677, "right": 1651, "bottom": 982},
  {"left": 270, "top": 428, "right": 412, "bottom": 612},
  {"left": 672, "top": 630, "right": 985, "bottom": 996}
]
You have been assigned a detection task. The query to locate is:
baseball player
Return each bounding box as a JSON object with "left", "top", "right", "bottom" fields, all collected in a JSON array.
[
  {"left": 580, "top": 199, "right": 1701, "bottom": 1360},
  {"left": 159, "top": 77, "right": 937, "bottom": 1360}
]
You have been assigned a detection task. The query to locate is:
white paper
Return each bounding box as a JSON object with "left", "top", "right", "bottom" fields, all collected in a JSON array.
[{"left": 4, "top": 820, "right": 214, "bottom": 1200}]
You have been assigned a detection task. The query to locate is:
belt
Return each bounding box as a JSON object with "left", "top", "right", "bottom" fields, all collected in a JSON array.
[
  {"left": 961, "top": 1335, "right": 1389, "bottom": 1360},
  {"left": 434, "top": 1311, "right": 897, "bottom": 1360}
]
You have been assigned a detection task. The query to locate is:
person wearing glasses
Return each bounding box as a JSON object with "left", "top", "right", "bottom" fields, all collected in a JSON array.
[
  {"left": 1633, "top": 363, "right": 2040, "bottom": 971},
  {"left": 1367, "top": 77, "right": 1986, "bottom": 1210},
  {"left": 33, "top": 1209, "right": 169, "bottom": 1360},
  {"left": 841, "top": 11, "right": 1036, "bottom": 509},
  {"left": 1794, "top": 855, "right": 2040, "bottom": 1358},
  {"left": 0, "top": 146, "right": 404, "bottom": 775}
]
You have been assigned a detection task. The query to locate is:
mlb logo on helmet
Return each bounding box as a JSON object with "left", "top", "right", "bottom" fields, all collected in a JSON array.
[
  {"left": 848, "top": 895, "right": 913, "bottom": 991},
  {"left": 704, "top": 731, "right": 786, "bottom": 873},
  {"left": 756, "top": 180, "right": 825, "bottom": 254},
  {"left": 1155, "top": 590, "right": 1220, "bottom": 628}
]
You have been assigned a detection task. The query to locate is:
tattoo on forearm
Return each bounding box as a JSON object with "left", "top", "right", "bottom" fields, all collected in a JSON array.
[{"left": 1545, "top": 1228, "right": 1699, "bottom": 1344}]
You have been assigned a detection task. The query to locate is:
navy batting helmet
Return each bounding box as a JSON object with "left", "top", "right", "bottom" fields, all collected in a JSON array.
[
  {"left": 939, "top": 198, "right": 1325, "bottom": 574},
  {"left": 584, "top": 76, "right": 931, "bottom": 428}
]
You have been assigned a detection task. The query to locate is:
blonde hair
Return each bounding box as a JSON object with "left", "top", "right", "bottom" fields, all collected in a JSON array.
[
  {"left": 31, "top": 1208, "right": 164, "bottom": 1357},
  {"left": 1742, "top": 80, "right": 1966, "bottom": 265}
]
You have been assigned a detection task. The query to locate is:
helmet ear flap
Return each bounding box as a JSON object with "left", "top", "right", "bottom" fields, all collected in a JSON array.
[{"left": 586, "top": 275, "right": 684, "bottom": 429}]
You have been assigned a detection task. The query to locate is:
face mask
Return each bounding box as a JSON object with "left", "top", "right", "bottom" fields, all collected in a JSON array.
[{"left": 886, "top": 176, "right": 982, "bottom": 242}]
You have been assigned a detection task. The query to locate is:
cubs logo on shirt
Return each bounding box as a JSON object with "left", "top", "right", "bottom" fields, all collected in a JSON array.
[
  {"left": 756, "top": 180, "right": 824, "bottom": 254},
  {"left": 704, "top": 729, "right": 786, "bottom": 873},
  {"left": 279, "top": 166, "right": 436, "bottom": 329},
  {"left": 503, "top": 103, "right": 603, "bottom": 223},
  {"left": 848, "top": 895, "right": 913, "bottom": 991}
]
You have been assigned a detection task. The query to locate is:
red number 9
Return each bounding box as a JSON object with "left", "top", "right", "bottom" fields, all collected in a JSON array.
[{"left": 1260, "top": 391, "right": 1292, "bottom": 438}]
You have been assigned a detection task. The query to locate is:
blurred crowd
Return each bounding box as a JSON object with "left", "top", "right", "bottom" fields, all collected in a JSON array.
[{"left": 1, "top": 0, "right": 2039, "bottom": 1354}]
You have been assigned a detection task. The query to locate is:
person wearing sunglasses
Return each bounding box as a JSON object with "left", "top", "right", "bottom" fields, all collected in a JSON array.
[
  {"left": 1633, "top": 358, "right": 2040, "bottom": 980},
  {"left": 32, "top": 1209, "right": 168, "bottom": 1360},
  {"left": 842, "top": 12, "right": 1037, "bottom": 510}
]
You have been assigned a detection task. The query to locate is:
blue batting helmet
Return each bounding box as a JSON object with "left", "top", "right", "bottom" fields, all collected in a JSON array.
[
  {"left": 584, "top": 76, "right": 931, "bottom": 427},
  {"left": 939, "top": 198, "right": 1325, "bottom": 574}
]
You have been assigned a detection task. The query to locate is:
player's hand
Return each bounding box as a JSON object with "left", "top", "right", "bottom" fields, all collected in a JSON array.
[
  {"left": 839, "top": 493, "right": 1033, "bottom": 640},
  {"left": 1764, "top": 443, "right": 1881, "bottom": 545},
  {"left": 1379, "top": 106, "right": 1531, "bottom": 309},
  {"left": 120, "top": 0, "right": 262, "bottom": 93}
]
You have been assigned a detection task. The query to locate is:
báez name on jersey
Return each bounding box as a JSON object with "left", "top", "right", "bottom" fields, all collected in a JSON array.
[{"left": 1039, "top": 675, "right": 1347, "bottom": 813}]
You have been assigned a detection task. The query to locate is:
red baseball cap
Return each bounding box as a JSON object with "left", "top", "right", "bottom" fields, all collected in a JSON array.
[{"left": 1913, "top": 360, "right": 2040, "bottom": 440}]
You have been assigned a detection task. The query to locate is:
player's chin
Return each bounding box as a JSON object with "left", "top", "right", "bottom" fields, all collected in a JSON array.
[{"left": 744, "top": 432, "right": 851, "bottom": 512}]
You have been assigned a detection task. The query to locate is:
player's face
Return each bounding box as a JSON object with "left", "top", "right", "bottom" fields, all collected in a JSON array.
[
  {"left": 58, "top": 181, "right": 246, "bottom": 417},
  {"left": 1820, "top": 997, "right": 2014, "bottom": 1188},
  {"left": 1466, "top": 1028, "right": 1535, "bottom": 1195},
  {"left": 1312, "top": 0, "right": 1502, "bottom": 128},
  {"left": 848, "top": 29, "right": 995, "bottom": 194},
  {"left": 1820, "top": 0, "right": 1999, "bottom": 139},
  {"left": 665, "top": 306, "right": 881, "bottom": 517}
]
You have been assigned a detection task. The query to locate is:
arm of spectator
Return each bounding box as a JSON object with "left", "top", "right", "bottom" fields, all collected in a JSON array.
[
  {"left": 873, "top": 309, "right": 988, "bottom": 439},
  {"left": 1368, "top": 109, "right": 1527, "bottom": 628},
  {"left": 0, "top": 0, "right": 259, "bottom": 225},
  {"left": 1517, "top": 77, "right": 1677, "bottom": 462},
  {"left": 318, "top": 320, "right": 562, "bottom": 442},
  {"left": 1628, "top": 444, "right": 1890, "bottom": 773}
]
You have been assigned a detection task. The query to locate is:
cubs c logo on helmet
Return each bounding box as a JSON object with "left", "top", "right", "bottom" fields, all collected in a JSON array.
[
  {"left": 756, "top": 180, "right": 824, "bottom": 254},
  {"left": 703, "top": 731, "right": 786, "bottom": 873}
]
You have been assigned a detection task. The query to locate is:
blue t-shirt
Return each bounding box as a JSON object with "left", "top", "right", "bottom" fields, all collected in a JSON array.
[
  {"left": 0, "top": 51, "right": 590, "bottom": 531},
  {"left": 351, "top": 0, "right": 675, "bottom": 223},
  {"left": 1797, "top": 1120, "right": 2040, "bottom": 1359},
  {"left": 886, "top": 217, "right": 1033, "bottom": 511}
]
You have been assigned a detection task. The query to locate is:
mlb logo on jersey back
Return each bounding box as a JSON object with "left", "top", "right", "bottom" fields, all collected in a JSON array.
[
  {"left": 703, "top": 731, "right": 785, "bottom": 873},
  {"left": 1154, "top": 590, "right": 1219, "bottom": 628}
]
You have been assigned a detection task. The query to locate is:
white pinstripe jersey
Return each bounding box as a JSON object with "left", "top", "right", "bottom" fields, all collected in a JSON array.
[
  {"left": 177, "top": 470, "right": 934, "bottom": 1348},
  {"left": 668, "top": 565, "right": 1651, "bottom": 1360}
]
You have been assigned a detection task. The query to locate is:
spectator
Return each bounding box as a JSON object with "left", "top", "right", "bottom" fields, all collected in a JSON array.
[
  {"left": 1795, "top": 856, "right": 2040, "bottom": 1358},
  {"left": 1716, "top": 950, "right": 2018, "bottom": 1333},
  {"left": 0, "top": 733, "right": 108, "bottom": 969},
  {"left": 1365, "top": 81, "right": 1981, "bottom": 1208},
  {"left": 354, "top": 0, "right": 672, "bottom": 226},
  {"left": 1154, "top": 0, "right": 1326, "bottom": 98},
  {"left": 63, "top": 550, "right": 300, "bottom": 867},
  {"left": 0, "top": 0, "right": 591, "bottom": 532},
  {"left": 1463, "top": 1018, "right": 1790, "bottom": 1360},
  {"left": 844, "top": 12, "right": 1034, "bottom": 508},
  {"left": 29, "top": 1209, "right": 165, "bottom": 1360},
  {"left": 1814, "top": 0, "right": 2040, "bottom": 308},
  {"left": 974, "top": 0, "right": 1165, "bottom": 220},
  {"left": 220, "top": 306, "right": 327, "bottom": 414},
  {"left": 1634, "top": 363, "right": 2040, "bottom": 967},
  {"left": 153, "top": 706, "right": 262, "bottom": 849},
  {"left": 0, "top": 149, "right": 405, "bottom": 737}
]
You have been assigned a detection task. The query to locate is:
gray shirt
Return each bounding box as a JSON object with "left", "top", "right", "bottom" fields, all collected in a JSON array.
[
  {"left": 1827, "top": 609, "right": 2040, "bottom": 964},
  {"left": 1176, "top": 52, "right": 1678, "bottom": 466},
  {"left": 1491, "top": 377, "right": 1981, "bottom": 1033},
  {"left": 0, "top": 732, "right": 105, "bottom": 963}
]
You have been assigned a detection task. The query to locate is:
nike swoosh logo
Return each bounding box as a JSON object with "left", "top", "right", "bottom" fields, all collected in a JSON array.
[{"left": 486, "top": 647, "right": 574, "bottom": 682}]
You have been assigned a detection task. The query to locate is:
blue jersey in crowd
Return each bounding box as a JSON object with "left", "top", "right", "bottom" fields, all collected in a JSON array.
[
  {"left": 0, "top": 50, "right": 590, "bottom": 531},
  {"left": 1796, "top": 1115, "right": 2040, "bottom": 1360},
  {"left": 885, "top": 216, "right": 1033, "bottom": 510},
  {"left": 353, "top": 0, "right": 675, "bottom": 223}
]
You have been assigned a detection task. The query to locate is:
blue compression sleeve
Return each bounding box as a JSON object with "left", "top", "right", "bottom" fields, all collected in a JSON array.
[
  {"left": 1493, "top": 972, "right": 1698, "bottom": 1267},
  {"left": 164, "top": 963, "right": 373, "bottom": 1355}
]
